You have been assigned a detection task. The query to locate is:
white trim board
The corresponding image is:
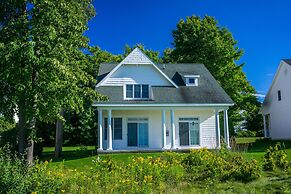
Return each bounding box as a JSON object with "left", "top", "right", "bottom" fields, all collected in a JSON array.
[
  {"left": 96, "top": 48, "right": 178, "bottom": 88},
  {"left": 93, "top": 103, "right": 233, "bottom": 107}
]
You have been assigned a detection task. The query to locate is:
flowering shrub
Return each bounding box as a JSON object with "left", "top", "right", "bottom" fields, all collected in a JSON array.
[
  {"left": 182, "top": 148, "right": 260, "bottom": 182},
  {"left": 0, "top": 146, "right": 278, "bottom": 193},
  {"left": 91, "top": 154, "right": 185, "bottom": 193},
  {"left": 0, "top": 145, "right": 64, "bottom": 194},
  {"left": 263, "top": 143, "right": 289, "bottom": 171}
]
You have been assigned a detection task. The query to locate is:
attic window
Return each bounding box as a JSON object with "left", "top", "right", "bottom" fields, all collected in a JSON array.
[{"left": 185, "top": 75, "right": 200, "bottom": 86}]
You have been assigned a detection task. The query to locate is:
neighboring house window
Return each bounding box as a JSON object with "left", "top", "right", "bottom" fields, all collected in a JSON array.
[
  {"left": 104, "top": 118, "right": 122, "bottom": 140},
  {"left": 185, "top": 75, "right": 200, "bottom": 86},
  {"left": 278, "top": 90, "right": 281, "bottom": 101},
  {"left": 125, "top": 84, "right": 149, "bottom": 99}
]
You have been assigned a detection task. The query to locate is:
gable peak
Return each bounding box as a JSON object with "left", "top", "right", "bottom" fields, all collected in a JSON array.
[{"left": 121, "top": 47, "right": 153, "bottom": 65}]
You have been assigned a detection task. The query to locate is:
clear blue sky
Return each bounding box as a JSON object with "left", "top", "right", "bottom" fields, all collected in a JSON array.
[{"left": 86, "top": 0, "right": 291, "bottom": 97}]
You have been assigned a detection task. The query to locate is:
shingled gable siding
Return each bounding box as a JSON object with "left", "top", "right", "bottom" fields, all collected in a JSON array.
[
  {"left": 102, "top": 64, "right": 173, "bottom": 86},
  {"left": 101, "top": 109, "right": 217, "bottom": 150}
]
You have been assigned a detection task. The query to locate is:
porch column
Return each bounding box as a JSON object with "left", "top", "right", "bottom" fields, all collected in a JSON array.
[
  {"left": 98, "top": 109, "right": 103, "bottom": 150},
  {"left": 263, "top": 115, "right": 267, "bottom": 138},
  {"left": 107, "top": 109, "right": 113, "bottom": 150},
  {"left": 170, "top": 109, "right": 176, "bottom": 149},
  {"left": 162, "top": 109, "right": 167, "bottom": 149},
  {"left": 215, "top": 109, "right": 221, "bottom": 148},
  {"left": 223, "top": 109, "right": 230, "bottom": 148}
]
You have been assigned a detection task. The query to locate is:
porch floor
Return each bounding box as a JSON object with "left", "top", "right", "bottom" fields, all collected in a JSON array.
[{"left": 97, "top": 148, "right": 203, "bottom": 154}]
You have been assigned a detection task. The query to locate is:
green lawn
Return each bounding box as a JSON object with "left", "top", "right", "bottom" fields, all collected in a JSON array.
[{"left": 41, "top": 137, "right": 291, "bottom": 170}]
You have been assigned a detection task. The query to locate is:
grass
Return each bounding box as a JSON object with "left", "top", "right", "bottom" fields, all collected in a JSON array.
[{"left": 41, "top": 146, "right": 163, "bottom": 170}]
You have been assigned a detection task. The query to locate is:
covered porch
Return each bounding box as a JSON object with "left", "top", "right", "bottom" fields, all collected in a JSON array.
[{"left": 95, "top": 105, "right": 231, "bottom": 152}]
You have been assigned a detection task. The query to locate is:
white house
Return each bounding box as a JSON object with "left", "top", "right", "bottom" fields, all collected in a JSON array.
[
  {"left": 261, "top": 59, "right": 291, "bottom": 139},
  {"left": 93, "top": 48, "right": 234, "bottom": 151}
]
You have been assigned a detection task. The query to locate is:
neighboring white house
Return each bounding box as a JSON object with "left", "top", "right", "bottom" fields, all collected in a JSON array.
[
  {"left": 93, "top": 48, "right": 234, "bottom": 151},
  {"left": 261, "top": 59, "right": 291, "bottom": 139}
]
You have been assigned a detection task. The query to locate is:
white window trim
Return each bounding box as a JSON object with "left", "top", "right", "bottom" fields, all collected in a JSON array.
[
  {"left": 185, "top": 75, "right": 200, "bottom": 86},
  {"left": 178, "top": 117, "right": 201, "bottom": 147},
  {"left": 124, "top": 84, "right": 150, "bottom": 100}
]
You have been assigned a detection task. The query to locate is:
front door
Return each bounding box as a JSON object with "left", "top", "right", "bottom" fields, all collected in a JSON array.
[
  {"left": 128, "top": 123, "right": 138, "bottom": 146},
  {"left": 179, "top": 122, "right": 189, "bottom": 146},
  {"left": 127, "top": 118, "right": 149, "bottom": 147},
  {"left": 179, "top": 118, "right": 200, "bottom": 146}
]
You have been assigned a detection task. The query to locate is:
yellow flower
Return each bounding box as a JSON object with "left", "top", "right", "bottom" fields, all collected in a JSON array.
[
  {"left": 31, "top": 192, "right": 37, "bottom": 194},
  {"left": 61, "top": 190, "right": 65, "bottom": 193}
]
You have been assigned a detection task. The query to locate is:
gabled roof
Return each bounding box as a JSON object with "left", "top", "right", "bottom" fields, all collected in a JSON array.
[
  {"left": 96, "top": 48, "right": 178, "bottom": 88},
  {"left": 263, "top": 59, "right": 291, "bottom": 105},
  {"left": 282, "top": 59, "right": 291, "bottom": 66},
  {"left": 96, "top": 63, "right": 234, "bottom": 105}
]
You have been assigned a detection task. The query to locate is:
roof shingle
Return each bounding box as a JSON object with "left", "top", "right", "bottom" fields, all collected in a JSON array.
[{"left": 95, "top": 63, "right": 233, "bottom": 105}]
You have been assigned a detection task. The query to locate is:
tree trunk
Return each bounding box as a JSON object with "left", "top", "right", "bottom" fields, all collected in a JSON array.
[
  {"left": 17, "top": 107, "right": 26, "bottom": 154},
  {"left": 55, "top": 109, "right": 65, "bottom": 158},
  {"left": 27, "top": 139, "right": 34, "bottom": 166}
]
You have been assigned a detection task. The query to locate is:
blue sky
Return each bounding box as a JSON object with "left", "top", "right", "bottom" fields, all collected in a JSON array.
[{"left": 86, "top": 0, "right": 291, "bottom": 97}]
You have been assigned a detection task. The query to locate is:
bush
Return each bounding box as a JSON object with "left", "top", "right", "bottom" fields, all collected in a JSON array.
[
  {"left": 263, "top": 143, "right": 289, "bottom": 171},
  {"left": 0, "top": 145, "right": 64, "bottom": 193},
  {"left": 181, "top": 148, "right": 261, "bottom": 182},
  {"left": 236, "top": 130, "right": 257, "bottom": 137},
  {"left": 0, "top": 117, "right": 17, "bottom": 149}
]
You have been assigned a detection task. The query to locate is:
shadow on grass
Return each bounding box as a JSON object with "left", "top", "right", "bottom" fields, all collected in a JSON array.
[
  {"left": 39, "top": 148, "right": 97, "bottom": 163},
  {"left": 248, "top": 138, "right": 291, "bottom": 153}
]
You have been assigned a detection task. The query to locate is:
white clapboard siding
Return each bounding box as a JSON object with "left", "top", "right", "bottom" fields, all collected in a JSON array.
[{"left": 262, "top": 60, "right": 291, "bottom": 139}]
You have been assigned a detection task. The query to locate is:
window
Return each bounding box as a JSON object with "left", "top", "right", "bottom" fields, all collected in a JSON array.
[
  {"left": 278, "top": 90, "right": 281, "bottom": 101},
  {"left": 104, "top": 118, "right": 122, "bottom": 140},
  {"left": 126, "top": 85, "right": 133, "bottom": 98},
  {"left": 125, "top": 84, "right": 150, "bottom": 99},
  {"left": 188, "top": 78, "right": 195, "bottom": 84},
  {"left": 142, "top": 85, "right": 149, "bottom": 98},
  {"left": 134, "top": 85, "right": 141, "bottom": 98},
  {"left": 185, "top": 75, "right": 200, "bottom": 86},
  {"left": 179, "top": 118, "right": 200, "bottom": 146}
]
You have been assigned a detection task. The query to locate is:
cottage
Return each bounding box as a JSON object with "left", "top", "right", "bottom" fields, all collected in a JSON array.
[
  {"left": 261, "top": 59, "right": 291, "bottom": 139},
  {"left": 93, "top": 48, "right": 233, "bottom": 151}
]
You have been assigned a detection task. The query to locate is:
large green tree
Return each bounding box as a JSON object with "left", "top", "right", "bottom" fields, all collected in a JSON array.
[
  {"left": 165, "top": 15, "right": 262, "bottom": 132},
  {"left": 0, "top": 0, "right": 102, "bottom": 163}
]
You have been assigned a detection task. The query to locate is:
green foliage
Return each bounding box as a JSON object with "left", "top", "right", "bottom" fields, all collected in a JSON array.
[
  {"left": 0, "top": 0, "right": 104, "bottom": 155},
  {"left": 0, "top": 145, "right": 63, "bottom": 193},
  {"left": 166, "top": 15, "right": 262, "bottom": 132},
  {"left": 182, "top": 148, "right": 261, "bottom": 182},
  {"left": 263, "top": 143, "right": 289, "bottom": 171},
  {"left": 63, "top": 107, "right": 97, "bottom": 146},
  {"left": 92, "top": 153, "right": 185, "bottom": 193},
  {"left": 0, "top": 117, "right": 17, "bottom": 148},
  {"left": 236, "top": 129, "right": 257, "bottom": 137}
]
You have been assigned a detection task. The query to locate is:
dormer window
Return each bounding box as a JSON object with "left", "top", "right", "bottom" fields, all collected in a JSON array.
[
  {"left": 125, "top": 84, "right": 149, "bottom": 99},
  {"left": 185, "top": 75, "right": 200, "bottom": 86}
]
